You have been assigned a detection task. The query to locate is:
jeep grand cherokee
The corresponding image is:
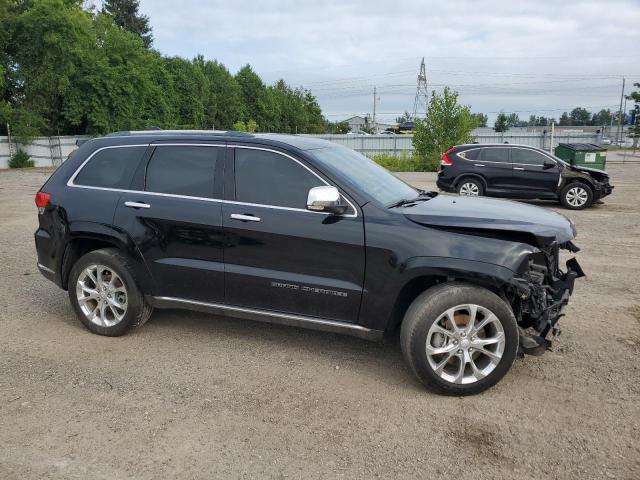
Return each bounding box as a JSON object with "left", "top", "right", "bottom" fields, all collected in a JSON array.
[{"left": 35, "top": 131, "right": 584, "bottom": 395}]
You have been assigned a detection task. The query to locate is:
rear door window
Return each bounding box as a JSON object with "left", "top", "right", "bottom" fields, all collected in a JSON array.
[
  {"left": 74, "top": 146, "right": 146, "bottom": 189},
  {"left": 234, "top": 148, "right": 323, "bottom": 209},
  {"left": 511, "top": 148, "right": 548, "bottom": 165},
  {"left": 145, "top": 146, "right": 221, "bottom": 198},
  {"left": 483, "top": 148, "right": 510, "bottom": 163}
]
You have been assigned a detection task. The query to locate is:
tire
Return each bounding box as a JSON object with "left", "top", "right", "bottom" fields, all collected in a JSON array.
[
  {"left": 68, "top": 248, "right": 153, "bottom": 336},
  {"left": 457, "top": 178, "right": 484, "bottom": 196},
  {"left": 400, "top": 282, "right": 518, "bottom": 395},
  {"left": 560, "top": 182, "right": 593, "bottom": 210}
]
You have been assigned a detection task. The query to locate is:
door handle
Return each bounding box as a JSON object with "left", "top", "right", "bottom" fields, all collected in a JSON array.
[
  {"left": 230, "top": 213, "right": 261, "bottom": 222},
  {"left": 124, "top": 201, "right": 151, "bottom": 209},
  {"left": 513, "top": 167, "right": 525, "bottom": 171},
  {"left": 475, "top": 164, "right": 485, "bottom": 167}
]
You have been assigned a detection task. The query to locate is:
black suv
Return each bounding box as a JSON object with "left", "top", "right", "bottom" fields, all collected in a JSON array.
[
  {"left": 35, "top": 131, "right": 584, "bottom": 395},
  {"left": 436, "top": 144, "right": 613, "bottom": 209}
]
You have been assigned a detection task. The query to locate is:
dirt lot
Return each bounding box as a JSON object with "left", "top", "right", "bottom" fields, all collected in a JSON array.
[{"left": 1, "top": 165, "right": 639, "bottom": 479}]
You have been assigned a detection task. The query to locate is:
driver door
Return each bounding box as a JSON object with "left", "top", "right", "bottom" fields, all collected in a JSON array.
[
  {"left": 222, "top": 146, "right": 365, "bottom": 322},
  {"left": 510, "top": 147, "right": 561, "bottom": 194}
]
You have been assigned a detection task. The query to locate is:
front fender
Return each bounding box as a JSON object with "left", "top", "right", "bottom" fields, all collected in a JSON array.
[
  {"left": 358, "top": 255, "right": 520, "bottom": 331},
  {"left": 403, "top": 256, "right": 517, "bottom": 288}
]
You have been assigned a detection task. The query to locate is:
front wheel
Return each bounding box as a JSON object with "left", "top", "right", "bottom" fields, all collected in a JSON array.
[
  {"left": 400, "top": 283, "right": 519, "bottom": 395},
  {"left": 560, "top": 182, "right": 593, "bottom": 210}
]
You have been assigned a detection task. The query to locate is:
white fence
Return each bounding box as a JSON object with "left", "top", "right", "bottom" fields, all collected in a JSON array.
[
  {"left": 302, "top": 132, "right": 603, "bottom": 158},
  {"left": 0, "top": 136, "right": 88, "bottom": 168},
  {"left": 0, "top": 131, "right": 604, "bottom": 168}
]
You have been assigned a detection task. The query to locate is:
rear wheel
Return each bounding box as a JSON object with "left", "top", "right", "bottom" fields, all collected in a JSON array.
[
  {"left": 457, "top": 178, "right": 484, "bottom": 196},
  {"left": 400, "top": 283, "right": 518, "bottom": 395},
  {"left": 560, "top": 182, "right": 593, "bottom": 210},
  {"left": 68, "top": 248, "right": 152, "bottom": 336}
]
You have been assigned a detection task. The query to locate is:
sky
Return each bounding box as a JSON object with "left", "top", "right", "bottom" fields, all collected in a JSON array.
[{"left": 139, "top": 0, "right": 640, "bottom": 124}]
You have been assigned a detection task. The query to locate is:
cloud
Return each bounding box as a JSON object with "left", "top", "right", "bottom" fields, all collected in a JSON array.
[{"left": 141, "top": 0, "right": 640, "bottom": 122}]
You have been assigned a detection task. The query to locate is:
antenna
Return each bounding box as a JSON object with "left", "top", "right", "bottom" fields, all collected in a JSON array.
[{"left": 412, "top": 57, "right": 428, "bottom": 119}]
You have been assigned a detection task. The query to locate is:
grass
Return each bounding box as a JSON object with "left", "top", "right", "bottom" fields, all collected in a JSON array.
[{"left": 371, "top": 152, "right": 439, "bottom": 172}]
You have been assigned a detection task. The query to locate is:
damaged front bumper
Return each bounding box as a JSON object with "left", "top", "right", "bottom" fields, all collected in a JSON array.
[{"left": 509, "top": 242, "right": 585, "bottom": 351}]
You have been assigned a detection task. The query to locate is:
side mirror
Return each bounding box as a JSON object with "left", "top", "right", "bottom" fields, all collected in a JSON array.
[
  {"left": 307, "top": 186, "right": 347, "bottom": 215},
  {"left": 543, "top": 160, "right": 556, "bottom": 169}
]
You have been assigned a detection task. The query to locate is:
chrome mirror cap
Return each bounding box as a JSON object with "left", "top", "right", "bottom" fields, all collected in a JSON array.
[{"left": 307, "top": 186, "right": 345, "bottom": 214}]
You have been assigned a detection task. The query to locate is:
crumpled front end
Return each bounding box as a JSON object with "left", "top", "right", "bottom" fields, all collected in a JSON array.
[{"left": 508, "top": 241, "right": 585, "bottom": 353}]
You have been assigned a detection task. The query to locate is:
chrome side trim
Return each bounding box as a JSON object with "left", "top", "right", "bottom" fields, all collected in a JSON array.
[
  {"left": 66, "top": 144, "right": 359, "bottom": 218},
  {"left": 37, "top": 263, "right": 55, "bottom": 274},
  {"left": 151, "top": 296, "right": 383, "bottom": 341}
]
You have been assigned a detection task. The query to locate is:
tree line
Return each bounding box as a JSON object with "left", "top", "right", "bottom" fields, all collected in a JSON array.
[
  {"left": 492, "top": 108, "right": 618, "bottom": 132},
  {"left": 0, "top": 0, "right": 327, "bottom": 143}
]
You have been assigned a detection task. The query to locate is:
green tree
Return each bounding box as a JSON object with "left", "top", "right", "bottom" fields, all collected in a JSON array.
[
  {"left": 494, "top": 112, "right": 508, "bottom": 132},
  {"left": 569, "top": 107, "right": 591, "bottom": 125},
  {"left": 0, "top": 0, "right": 329, "bottom": 138},
  {"left": 626, "top": 83, "right": 640, "bottom": 150},
  {"left": 559, "top": 112, "right": 571, "bottom": 126},
  {"left": 591, "top": 109, "right": 612, "bottom": 126},
  {"left": 412, "top": 87, "right": 476, "bottom": 171},
  {"left": 102, "top": 0, "right": 152, "bottom": 48},
  {"left": 164, "top": 56, "right": 207, "bottom": 128},
  {"left": 327, "top": 120, "right": 350, "bottom": 134},
  {"left": 470, "top": 112, "right": 487, "bottom": 127},
  {"left": 396, "top": 111, "right": 412, "bottom": 124},
  {"left": 506, "top": 113, "right": 520, "bottom": 128},
  {"left": 232, "top": 119, "right": 257, "bottom": 132}
]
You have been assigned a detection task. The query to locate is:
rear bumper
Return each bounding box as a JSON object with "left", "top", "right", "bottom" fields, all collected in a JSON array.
[
  {"left": 35, "top": 227, "right": 63, "bottom": 288},
  {"left": 436, "top": 173, "right": 456, "bottom": 192}
]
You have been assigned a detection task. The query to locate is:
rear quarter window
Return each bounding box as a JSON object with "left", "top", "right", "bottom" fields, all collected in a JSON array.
[
  {"left": 460, "top": 148, "right": 481, "bottom": 160},
  {"left": 73, "top": 146, "right": 146, "bottom": 189}
]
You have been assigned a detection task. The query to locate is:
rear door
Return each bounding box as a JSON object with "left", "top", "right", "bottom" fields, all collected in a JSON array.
[
  {"left": 113, "top": 143, "right": 226, "bottom": 303},
  {"left": 222, "top": 146, "right": 365, "bottom": 322},
  {"left": 510, "top": 147, "right": 561, "bottom": 195},
  {"left": 471, "top": 147, "right": 513, "bottom": 190}
]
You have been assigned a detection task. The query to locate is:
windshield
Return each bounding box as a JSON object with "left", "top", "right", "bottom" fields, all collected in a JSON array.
[{"left": 308, "top": 146, "right": 418, "bottom": 206}]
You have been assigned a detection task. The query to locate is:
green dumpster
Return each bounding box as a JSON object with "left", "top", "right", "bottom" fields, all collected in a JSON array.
[{"left": 554, "top": 143, "right": 607, "bottom": 170}]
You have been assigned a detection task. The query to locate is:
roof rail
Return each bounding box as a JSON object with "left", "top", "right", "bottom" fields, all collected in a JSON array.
[{"left": 104, "top": 129, "right": 253, "bottom": 137}]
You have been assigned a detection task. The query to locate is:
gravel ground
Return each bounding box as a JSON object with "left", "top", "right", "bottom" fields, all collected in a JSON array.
[{"left": 1, "top": 165, "right": 639, "bottom": 479}]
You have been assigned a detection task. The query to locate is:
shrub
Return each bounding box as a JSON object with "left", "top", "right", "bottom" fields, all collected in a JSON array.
[
  {"left": 8, "top": 149, "right": 35, "bottom": 168},
  {"left": 372, "top": 152, "right": 437, "bottom": 172}
]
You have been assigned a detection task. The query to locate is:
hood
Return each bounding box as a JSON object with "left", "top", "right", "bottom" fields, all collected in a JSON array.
[
  {"left": 565, "top": 163, "right": 609, "bottom": 181},
  {"left": 402, "top": 194, "right": 576, "bottom": 247}
]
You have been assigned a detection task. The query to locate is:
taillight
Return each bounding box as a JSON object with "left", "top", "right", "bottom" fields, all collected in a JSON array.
[
  {"left": 35, "top": 191, "right": 51, "bottom": 213},
  {"left": 441, "top": 147, "right": 455, "bottom": 166}
]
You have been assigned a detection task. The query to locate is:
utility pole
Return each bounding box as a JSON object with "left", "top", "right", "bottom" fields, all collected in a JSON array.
[
  {"left": 412, "top": 57, "right": 428, "bottom": 120},
  {"left": 618, "top": 77, "right": 625, "bottom": 145},
  {"left": 372, "top": 86, "right": 378, "bottom": 134}
]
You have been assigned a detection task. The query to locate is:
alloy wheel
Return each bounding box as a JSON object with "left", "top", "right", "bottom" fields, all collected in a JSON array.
[
  {"left": 76, "top": 264, "right": 128, "bottom": 327},
  {"left": 425, "top": 304, "right": 505, "bottom": 385},
  {"left": 566, "top": 186, "right": 588, "bottom": 207},
  {"left": 459, "top": 182, "right": 480, "bottom": 196}
]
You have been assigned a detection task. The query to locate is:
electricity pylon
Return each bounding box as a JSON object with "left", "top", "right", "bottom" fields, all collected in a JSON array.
[{"left": 412, "top": 57, "right": 428, "bottom": 120}]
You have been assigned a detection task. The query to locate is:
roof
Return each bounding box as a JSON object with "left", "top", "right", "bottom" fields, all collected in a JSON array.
[{"left": 98, "top": 130, "right": 337, "bottom": 151}]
